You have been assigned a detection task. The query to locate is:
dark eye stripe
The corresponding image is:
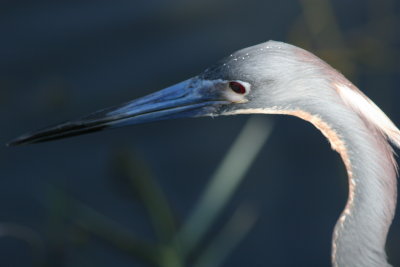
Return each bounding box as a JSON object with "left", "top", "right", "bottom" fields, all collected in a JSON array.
[{"left": 229, "top": 81, "right": 246, "bottom": 94}]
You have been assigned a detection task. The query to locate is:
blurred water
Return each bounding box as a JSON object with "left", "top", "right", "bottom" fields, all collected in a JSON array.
[{"left": 1, "top": 0, "right": 399, "bottom": 266}]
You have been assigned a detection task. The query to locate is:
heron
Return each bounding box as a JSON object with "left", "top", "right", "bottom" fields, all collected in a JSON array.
[{"left": 8, "top": 40, "right": 400, "bottom": 266}]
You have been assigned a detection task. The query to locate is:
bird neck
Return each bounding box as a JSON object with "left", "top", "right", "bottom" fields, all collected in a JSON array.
[
  {"left": 224, "top": 104, "right": 397, "bottom": 266},
  {"left": 288, "top": 108, "right": 396, "bottom": 267},
  {"left": 333, "top": 122, "right": 395, "bottom": 267}
]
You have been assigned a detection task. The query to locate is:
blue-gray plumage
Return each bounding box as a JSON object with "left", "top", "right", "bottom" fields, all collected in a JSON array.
[{"left": 8, "top": 41, "right": 400, "bottom": 267}]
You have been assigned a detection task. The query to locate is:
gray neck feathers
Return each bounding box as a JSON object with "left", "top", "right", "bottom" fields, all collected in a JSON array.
[
  {"left": 274, "top": 43, "right": 398, "bottom": 266},
  {"left": 284, "top": 82, "right": 397, "bottom": 266},
  {"left": 323, "top": 105, "right": 396, "bottom": 267},
  {"left": 274, "top": 85, "right": 397, "bottom": 266}
]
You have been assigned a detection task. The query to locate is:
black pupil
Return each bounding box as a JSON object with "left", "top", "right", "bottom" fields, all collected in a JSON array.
[{"left": 229, "top": 81, "right": 246, "bottom": 94}]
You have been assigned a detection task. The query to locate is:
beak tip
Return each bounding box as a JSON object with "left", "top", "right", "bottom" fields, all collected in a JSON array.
[
  {"left": 6, "top": 132, "right": 40, "bottom": 147},
  {"left": 5, "top": 141, "right": 16, "bottom": 147},
  {"left": 6, "top": 137, "right": 26, "bottom": 147}
]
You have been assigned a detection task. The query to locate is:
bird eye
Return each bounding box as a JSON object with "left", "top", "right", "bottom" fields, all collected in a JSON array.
[{"left": 229, "top": 81, "right": 246, "bottom": 94}]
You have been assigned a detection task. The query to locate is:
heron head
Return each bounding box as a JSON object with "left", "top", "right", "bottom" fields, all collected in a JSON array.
[{"left": 198, "top": 40, "right": 309, "bottom": 115}]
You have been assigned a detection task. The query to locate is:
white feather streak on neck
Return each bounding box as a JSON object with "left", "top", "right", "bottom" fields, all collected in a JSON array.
[{"left": 335, "top": 83, "right": 400, "bottom": 164}]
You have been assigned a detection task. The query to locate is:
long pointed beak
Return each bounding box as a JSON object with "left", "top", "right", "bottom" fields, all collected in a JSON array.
[{"left": 7, "top": 78, "right": 229, "bottom": 146}]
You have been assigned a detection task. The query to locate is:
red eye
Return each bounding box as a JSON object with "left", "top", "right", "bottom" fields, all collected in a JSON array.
[{"left": 229, "top": 81, "right": 246, "bottom": 94}]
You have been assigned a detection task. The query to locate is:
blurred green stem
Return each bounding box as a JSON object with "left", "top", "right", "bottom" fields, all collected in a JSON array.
[
  {"left": 47, "top": 186, "right": 160, "bottom": 266},
  {"left": 0, "top": 223, "right": 45, "bottom": 267},
  {"left": 176, "top": 116, "right": 273, "bottom": 257},
  {"left": 300, "top": 0, "right": 345, "bottom": 45},
  {"left": 115, "top": 152, "right": 183, "bottom": 267},
  {"left": 193, "top": 204, "right": 258, "bottom": 267},
  {"left": 299, "top": 0, "right": 356, "bottom": 76},
  {"left": 119, "top": 153, "right": 177, "bottom": 243}
]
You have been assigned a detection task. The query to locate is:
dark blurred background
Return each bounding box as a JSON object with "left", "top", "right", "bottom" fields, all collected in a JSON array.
[{"left": 1, "top": 0, "right": 400, "bottom": 266}]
